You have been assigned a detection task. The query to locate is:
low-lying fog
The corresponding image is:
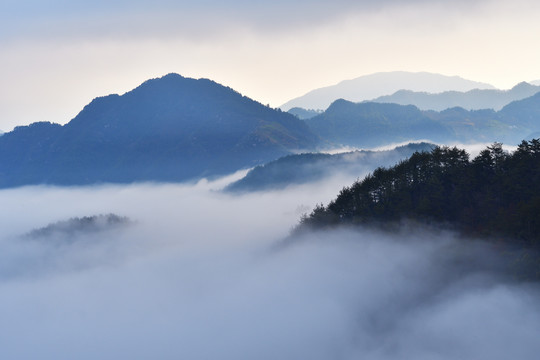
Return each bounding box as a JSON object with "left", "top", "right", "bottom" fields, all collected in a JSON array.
[
  {"left": 330, "top": 141, "right": 518, "bottom": 157},
  {"left": 1, "top": 171, "right": 539, "bottom": 359}
]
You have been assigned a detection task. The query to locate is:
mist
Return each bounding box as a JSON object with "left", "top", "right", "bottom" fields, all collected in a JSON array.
[
  {"left": 0, "top": 176, "right": 539, "bottom": 359},
  {"left": 345, "top": 140, "right": 517, "bottom": 157}
]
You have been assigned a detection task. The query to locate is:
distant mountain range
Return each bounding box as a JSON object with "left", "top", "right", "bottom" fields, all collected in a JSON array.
[
  {"left": 305, "top": 93, "right": 540, "bottom": 148},
  {"left": 0, "top": 72, "right": 539, "bottom": 189},
  {"left": 371, "top": 82, "right": 540, "bottom": 111},
  {"left": 305, "top": 101, "right": 452, "bottom": 148},
  {"left": 281, "top": 71, "right": 495, "bottom": 111},
  {"left": 0, "top": 74, "right": 318, "bottom": 188},
  {"left": 226, "top": 143, "right": 435, "bottom": 192}
]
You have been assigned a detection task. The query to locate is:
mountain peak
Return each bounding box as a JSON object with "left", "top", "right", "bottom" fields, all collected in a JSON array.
[
  {"left": 327, "top": 98, "right": 353, "bottom": 110},
  {"left": 0, "top": 74, "right": 319, "bottom": 188},
  {"left": 511, "top": 81, "right": 533, "bottom": 88}
]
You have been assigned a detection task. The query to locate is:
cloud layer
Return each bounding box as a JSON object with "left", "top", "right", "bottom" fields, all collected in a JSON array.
[
  {"left": 0, "top": 0, "right": 504, "bottom": 43},
  {"left": 0, "top": 177, "right": 539, "bottom": 359}
]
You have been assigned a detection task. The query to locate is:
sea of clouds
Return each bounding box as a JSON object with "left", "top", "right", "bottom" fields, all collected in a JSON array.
[{"left": 0, "top": 172, "right": 539, "bottom": 359}]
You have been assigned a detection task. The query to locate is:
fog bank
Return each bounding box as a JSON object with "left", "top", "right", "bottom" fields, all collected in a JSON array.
[{"left": 0, "top": 178, "right": 539, "bottom": 359}]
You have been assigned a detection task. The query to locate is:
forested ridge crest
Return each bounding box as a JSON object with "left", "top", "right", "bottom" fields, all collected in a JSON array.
[{"left": 299, "top": 139, "right": 540, "bottom": 247}]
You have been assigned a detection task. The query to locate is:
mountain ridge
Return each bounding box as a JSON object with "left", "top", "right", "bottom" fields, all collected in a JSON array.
[
  {"left": 281, "top": 71, "right": 495, "bottom": 111},
  {"left": 371, "top": 81, "right": 540, "bottom": 111},
  {"left": 1, "top": 72, "right": 539, "bottom": 189},
  {"left": 0, "top": 73, "right": 319, "bottom": 188},
  {"left": 305, "top": 100, "right": 453, "bottom": 148},
  {"left": 226, "top": 142, "right": 435, "bottom": 192},
  {"left": 304, "top": 92, "right": 540, "bottom": 148}
]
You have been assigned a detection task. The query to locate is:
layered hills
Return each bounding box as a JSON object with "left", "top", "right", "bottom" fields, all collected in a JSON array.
[
  {"left": 372, "top": 82, "right": 540, "bottom": 111},
  {"left": 226, "top": 143, "right": 434, "bottom": 192},
  {"left": 305, "top": 101, "right": 452, "bottom": 148},
  {"left": 1, "top": 72, "right": 539, "bottom": 189},
  {"left": 305, "top": 94, "right": 540, "bottom": 148},
  {"left": 281, "top": 71, "right": 495, "bottom": 111}
]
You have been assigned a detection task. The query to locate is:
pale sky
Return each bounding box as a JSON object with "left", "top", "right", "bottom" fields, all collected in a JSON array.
[{"left": 2, "top": 0, "right": 540, "bottom": 131}]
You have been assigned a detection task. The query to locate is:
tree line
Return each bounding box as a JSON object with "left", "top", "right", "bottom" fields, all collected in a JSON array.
[{"left": 299, "top": 139, "right": 540, "bottom": 247}]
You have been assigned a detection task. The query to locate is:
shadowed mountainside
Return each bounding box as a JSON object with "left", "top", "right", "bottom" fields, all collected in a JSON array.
[
  {"left": 0, "top": 74, "right": 319, "bottom": 188},
  {"left": 226, "top": 142, "right": 435, "bottom": 192},
  {"left": 1, "top": 73, "right": 539, "bottom": 189}
]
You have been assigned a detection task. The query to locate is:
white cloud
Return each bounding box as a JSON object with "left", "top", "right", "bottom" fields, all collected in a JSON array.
[{"left": 0, "top": 178, "right": 539, "bottom": 359}]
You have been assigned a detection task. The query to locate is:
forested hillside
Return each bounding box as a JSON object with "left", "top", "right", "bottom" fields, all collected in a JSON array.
[
  {"left": 299, "top": 139, "right": 540, "bottom": 246},
  {"left": 226, "top": 143, "right": 434, "bottom": 192}
]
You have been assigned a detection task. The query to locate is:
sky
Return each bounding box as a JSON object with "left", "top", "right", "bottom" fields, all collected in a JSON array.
[{"left": 2, "top": 0, "right": 540, "bottom": 131}]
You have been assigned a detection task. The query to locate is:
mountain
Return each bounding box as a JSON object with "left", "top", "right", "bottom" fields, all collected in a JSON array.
[
  {"left": 304, "top": 100, "right": 455, "bottom": 148},
  {"left": 298, "top": 141, "right": 540, "bottom": 249},
  {"left": 531, "top": 80, "right": 540, "bottom": 86},
  {"left": 225, "top": 143, "right": 435, "bottom": 192},
  {"left": 281, "top": 71, "right": 495, "bottom": 111},
  {"left": 304, "top": 92, "right": 540, "bottom": 148},
  {"left": 372, "top": 82, "right": 540, "bottom": 111},
  {"left": 499, "top": 92, "right": 540, "bottom": 129},
  {"left": 426, "top": 107, "right": 514, "bottom": 143},
  {"left": 0, "top": 74, "right": 319, "bottom": 188},
  {"left": 2, "top": 73, "right": 538, "bottom": 189}
]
